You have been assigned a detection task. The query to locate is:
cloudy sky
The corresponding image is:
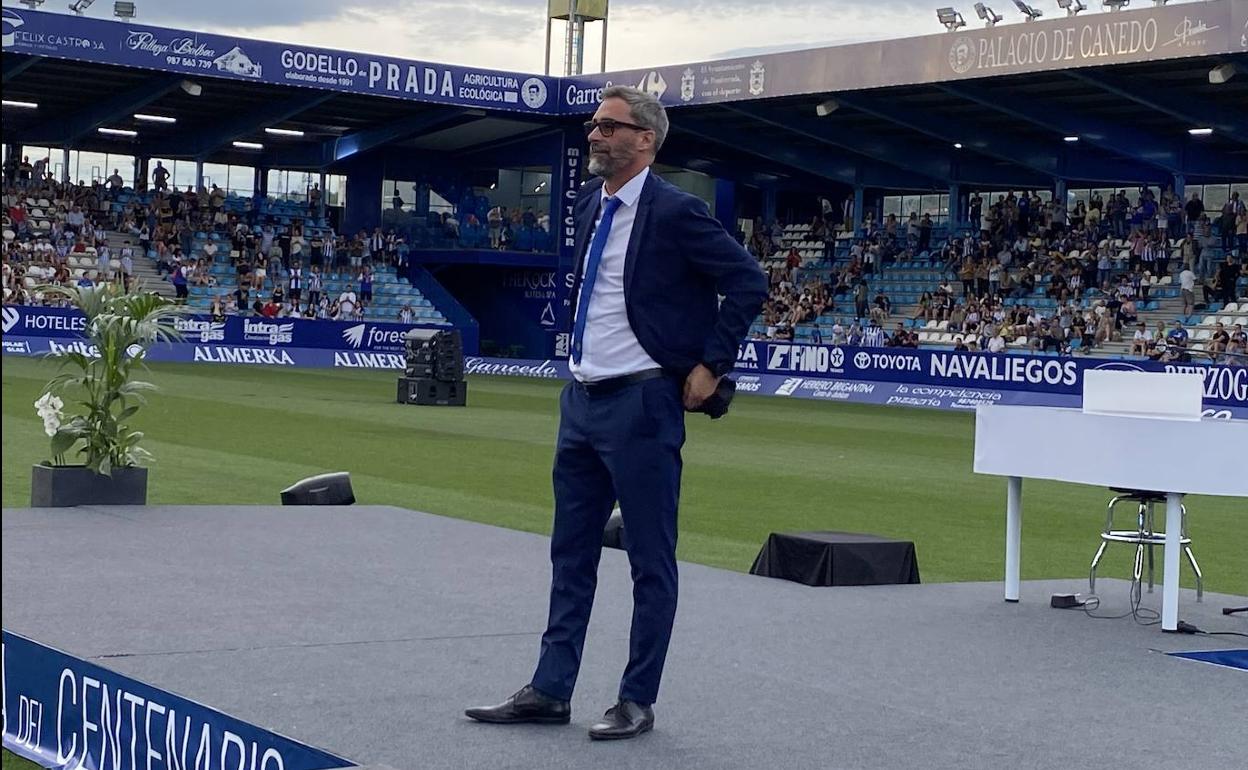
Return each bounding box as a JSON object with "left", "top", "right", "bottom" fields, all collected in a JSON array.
[{"left": 45, "top": 0, "right": 1204, "bottom": 73}]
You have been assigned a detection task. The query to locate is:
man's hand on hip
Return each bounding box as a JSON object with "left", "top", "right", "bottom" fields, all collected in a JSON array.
[{"left": 683, "top": 364, "right": 720, "bottom": 410}]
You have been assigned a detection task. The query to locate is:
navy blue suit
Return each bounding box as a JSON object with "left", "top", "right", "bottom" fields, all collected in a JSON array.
[{"left": 530, "top": 172, "right": 767, "bottom": 706}]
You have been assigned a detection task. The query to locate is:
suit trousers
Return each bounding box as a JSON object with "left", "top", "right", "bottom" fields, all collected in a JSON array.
[{"left": 531, "top": 374, "right": 686, "bottom": 706}]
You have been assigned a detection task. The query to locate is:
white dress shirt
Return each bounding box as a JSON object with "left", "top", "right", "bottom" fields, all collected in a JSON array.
[{"left": 569, "top": 167, "right": 661, "bottom": 383}]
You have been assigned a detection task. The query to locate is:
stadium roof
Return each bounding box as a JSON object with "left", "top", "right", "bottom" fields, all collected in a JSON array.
[{"left": 2, "top": 1, "right": 1246, "bottom": 190}]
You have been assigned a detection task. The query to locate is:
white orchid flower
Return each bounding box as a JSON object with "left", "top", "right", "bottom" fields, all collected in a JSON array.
[{"left": 43, "top": 414, "right": 62, "bottom": 437}]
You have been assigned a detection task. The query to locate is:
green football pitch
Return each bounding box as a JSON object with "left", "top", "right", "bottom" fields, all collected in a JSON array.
[{"left": 2, "top": 355, "right": 1243, "bottom": 595}]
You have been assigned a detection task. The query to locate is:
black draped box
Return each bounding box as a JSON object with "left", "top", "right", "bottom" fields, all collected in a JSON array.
[{"left": 750, "top": 531, "right": 920, "bottom": 587}]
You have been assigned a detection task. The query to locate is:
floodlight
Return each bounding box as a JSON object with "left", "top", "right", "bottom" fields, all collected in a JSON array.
[
  {"left": 114, "top": 1, "right": 135, "bottom": 18},
  {"left": 180, "top": 80, "right": 202, "bottom": 96},
  {"left": 232, "top": 141, "right": 264, "bottom": 150},
  {"left": 134, "top": 113, "right": 175, "bottom": 123},
  {"left": 1102, "top": 0, "right": 1130, "bottom": 10},
  {"left": 1013, "top": 1, "right": 1042, "bottom": 21},
  {"left": 19, "top": 1, "right": 46, "bottom": 10},
  {"left": 2, "top": 100, "right": 39, "bottom": 109},
  {"left": 815, "top": 99, "right": 840, "bottom": 117},
  {"left": 937, "top": 7, "right": 966, "bottom": 31},
  {"left": 974, "top": 3, "right": 1004, "bottom": 27},
  {"left": 1056, "top": 0, "right": 1086, "bottom": 16},
  {"left": 98, "top": 127, "right": 138, "bottom": 137},
  {"left": 1187, "top": 128, "right": 1213, "bottom": 137},
  {"left": 265, "top": 127, "right": 305, "bottom": 137},
  {"left": 68, "top": 0, "right": 95, "bottom": 15},
  {"left": 1209, "top": 63, "right": 1241, "bottom": 85}
]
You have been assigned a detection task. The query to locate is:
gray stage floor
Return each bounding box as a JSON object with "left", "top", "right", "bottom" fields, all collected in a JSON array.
[{"left": 3, "top": 505, "right": 1245, "bottom": 770}]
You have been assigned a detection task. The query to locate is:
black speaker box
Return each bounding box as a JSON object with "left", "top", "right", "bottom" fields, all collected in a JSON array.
[
  {"left": 397, "top": 377, "right": 467, "bottom": 406},
  {"left": 280, "top": 472, "right": 355, "bottom": 505}
]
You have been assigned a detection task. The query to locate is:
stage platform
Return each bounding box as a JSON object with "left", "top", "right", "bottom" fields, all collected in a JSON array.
[{"left": 3, "top": 505, "right": 1245, "bottom": 770}]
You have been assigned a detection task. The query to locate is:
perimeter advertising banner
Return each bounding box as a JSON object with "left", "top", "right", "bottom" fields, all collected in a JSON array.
[
  {"left": 1, "top": 631, "right": 349, "bottom": 770},
  {"left": 0, "top": 8, "right": 556, "bottom": 114},
  {"left": 1, "top": 304, "right": 471, "bottom": 354},
  {"left": 561, "top": 0, "right": 1242, "bottom": 111},
  {"left": 3, "top": 305, "right": 1244, "bottom": 418}
]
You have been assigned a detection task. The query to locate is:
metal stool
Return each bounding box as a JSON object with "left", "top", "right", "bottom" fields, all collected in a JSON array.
[{"left": 1088, "top": 488, "right": 1203, "bottom": 601}]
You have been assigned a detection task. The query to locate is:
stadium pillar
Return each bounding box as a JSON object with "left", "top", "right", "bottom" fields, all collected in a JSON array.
[
  {"left": 1172, "top": 173, "right": 1185, "bottom": 200},
  {"left": 947, "top": 183, "right": 961, "bottom": 232},
  {"left": 134, "top": 156, "right": 147, "bottom": 191},
  {"left": 548, "top": 125, "right": 583, "bottom": 359},
  {"left": 60, "top": 147, "right": 70, "bottom": 183},
  {"left": 1054, "top": 179, "right": 1067, "bottom": 220},
  {"left": 253, "top": 166, "right": 269, "bottom": 218},
  {"left": 714, "top": 179, "right": 737, "bottom": 236},
  {"left": 763, "top": 187, "right": 777, "bottom": 226},
  {"left": 852, "top": 185, "right": 865, "bottom": 234},
  {"left": 340, "top": 157, "right": 382, "bottom": 236},
  {"left": 195, "top": 160, "right": 204, "bottom": 192},
  {"left": 318, "top": 171, "right": 327, "bottom": 223}
]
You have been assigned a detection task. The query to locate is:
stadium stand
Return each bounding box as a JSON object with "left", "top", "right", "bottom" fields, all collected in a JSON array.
[
  {"left": 745, "top": 188, "right": 1247, "bottom": 365},
  {"left": 3, "top": 175, "right": 449, "bottom": 326}
]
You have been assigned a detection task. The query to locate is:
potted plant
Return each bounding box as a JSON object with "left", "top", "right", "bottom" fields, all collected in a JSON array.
[{"left": 30, "top": 282, "right": 182, "bottom": 507}]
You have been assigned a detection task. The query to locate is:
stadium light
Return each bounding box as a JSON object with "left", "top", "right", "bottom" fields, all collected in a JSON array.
[
  {"left": 134, "top": 113, "right": 175, "bottom": 124},
  {"left": 1013, "top": 1, "right": 1043, "bottom": 21},
  {"left": 114, "top": 1, "right": 136, "bottom": 18},
  {"left": 937, "top": 7, "right": 966, "bottom": 31},
  {"left": 19, "top": 1, "right": 46, "bottom": 10},
  {"left": 953, "top": 142, "right": 964, "bottom": 149},
  {"left": 1152, "top": 0, "right": 1168, "bottom": 5},
  {"left": 98, "top": 127, "right": 138, "bottom": 137},
  {"left": 1056, "top": 0, "right": 1086, "bottom": 16},
  {"left": 68, "top": 0, "right": 95, "bottom": 15},
  {"left": 1063, "top": 135, "right": 1080, "bottom": 142},
  {"left": 180, "top": 80, "right": 203, "bottom": 97},
  {"left": 1209, "top": 63, "right": 1241, "bottom": 85},
  {"left": 2, "top": 100, "right": 39, "bottom": 109},
  {"left": 1187, "top": 128, "right": 1213, "bottom": 137},
  {"left": 232, "top": 141, "right": 264, "bottom": 150},
  {"left": 1102, "top": 0, "right": 1129, "bottom": 10},
  {"left": 265, "top": 127, "right": 305, "bottom": 137},
  {"left": 974, "top": 3, "right": 1004, "bottom": 27},
  {"left": 815, "top": 99, "right": 840, "bottom": 117}
]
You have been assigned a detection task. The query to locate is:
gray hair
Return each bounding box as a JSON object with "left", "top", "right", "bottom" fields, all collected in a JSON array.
[{"left": 601, "top": 85, "right": 669, "bottom": 154}]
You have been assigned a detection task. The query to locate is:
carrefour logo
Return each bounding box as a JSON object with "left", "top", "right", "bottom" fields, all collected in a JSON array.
[{"left": 1, "top": 307, "right": 18, "bottom": 334}]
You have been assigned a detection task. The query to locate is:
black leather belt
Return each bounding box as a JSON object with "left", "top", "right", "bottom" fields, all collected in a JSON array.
[{"left": 578, "top": 368, "right": 670, "bottom": 396}]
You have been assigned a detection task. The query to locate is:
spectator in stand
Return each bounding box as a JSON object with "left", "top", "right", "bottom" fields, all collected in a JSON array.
[
  {"left": 1228, "top": 324, "right": 1247, "bottom": 360},
  {"left": 1179, "top": 264, "right": 1196, "bottom": 316},
  {"left": 170, "top": 261, "right": 188, "bottom": 303},
  {"left": 1130, "top": 322, "right": 1150, "bottom": 356},
  {"left": 1185, "top": 192, "right": 1204, "bottom": 236},
  {"left": 1217, "top": 256, "right": 1241, "bottom": 305},
  {"left": 358, "top": 266, "right": 373, "bottom": 309},
  {"left": 152, "top": 162, "right": 169, "bottom": 192},
  {"left": 862, "top": 318, "right": 885, "bottom": 347}
]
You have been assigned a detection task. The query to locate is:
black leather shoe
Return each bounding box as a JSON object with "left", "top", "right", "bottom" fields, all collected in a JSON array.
[
  {"left": 464, "top": 685, "right": 570, "bottom": 724},
  {"left": 588, "top": 700, "right": 654, "bottom": 740}
]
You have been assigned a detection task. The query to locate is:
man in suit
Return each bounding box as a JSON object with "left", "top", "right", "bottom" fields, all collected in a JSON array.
[{"left": 466, "top": 85, "right": 767, "bottom": 740}]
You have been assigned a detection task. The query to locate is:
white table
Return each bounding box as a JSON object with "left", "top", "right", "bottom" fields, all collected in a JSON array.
[{"left": 973, "top": 405, "right": 1247, "bottom": 631}]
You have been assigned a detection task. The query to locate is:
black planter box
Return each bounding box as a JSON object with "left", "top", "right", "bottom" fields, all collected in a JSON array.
[{"left": 30, "top": 465, "right": 148, "bottom": 507}]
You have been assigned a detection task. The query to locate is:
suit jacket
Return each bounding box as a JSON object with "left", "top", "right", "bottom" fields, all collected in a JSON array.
[{"left": 569, "top": 171, "right": 768, "bottom": 377}]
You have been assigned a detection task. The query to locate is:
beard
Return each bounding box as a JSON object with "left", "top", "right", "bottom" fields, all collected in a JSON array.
[{"left": 587, "top": 144, "right": 631, "bottom": 177}]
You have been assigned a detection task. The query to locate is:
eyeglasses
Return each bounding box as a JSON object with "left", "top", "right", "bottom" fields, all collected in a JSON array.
[{"left": 583, "top": 119, "right": 651, "bottom": 137}]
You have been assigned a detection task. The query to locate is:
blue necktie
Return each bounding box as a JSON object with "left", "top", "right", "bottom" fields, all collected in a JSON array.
[{"left": 571, "top": 196, "right": 623, "bottom": 365}]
